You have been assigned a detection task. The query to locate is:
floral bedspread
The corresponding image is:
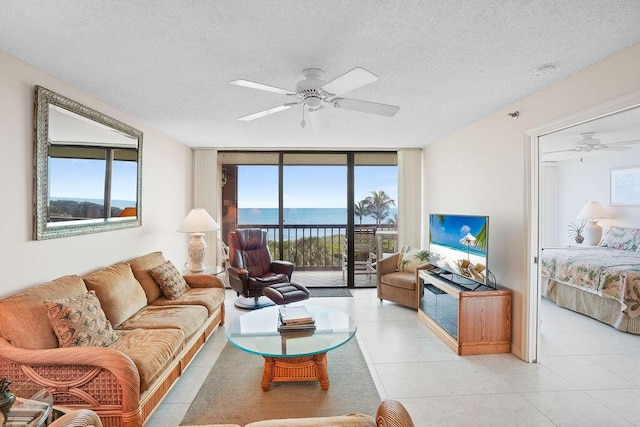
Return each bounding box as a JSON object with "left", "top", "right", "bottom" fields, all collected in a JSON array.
[{"left": 541, "top": 247, "right": 640, "bottom": 318}]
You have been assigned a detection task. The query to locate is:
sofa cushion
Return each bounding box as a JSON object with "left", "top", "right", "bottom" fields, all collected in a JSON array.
[
  {"left": 148, "top": 260, "right": 190, "bottom": 300},
  {"left": 150, "top": 287, "right": 225, "bottom": 315},
  {"left": 381, "top": 271, "right": 416, "bottom": 290},
  {"left": 117, "top": 305, "right": 208, "bottom": 341},
  {"left": 244, "top": 414, "right": 376, "bottom": 426},
  {"left": 44, "top": 290, "right": 119, "bottom": 348},
  {"left": 109, "top": 328, "right": 184, "bottom": 392},
  {"left": 0, "top": 275, "right": 88, "bottom": 349},
  {"left": 127, "top": 252, "right": 167, "bottom": 303},
  {"left": 83, "top": 262, "right": 147, "bottom": 328}
]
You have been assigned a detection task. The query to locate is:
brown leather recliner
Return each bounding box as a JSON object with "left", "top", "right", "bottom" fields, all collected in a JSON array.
[{"left": 227, "top": 228, "right": 295, "bottom": 309}]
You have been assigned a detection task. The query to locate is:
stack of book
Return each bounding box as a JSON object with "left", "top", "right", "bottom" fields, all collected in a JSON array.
[
  {"left": 3, "top": 407, "right": 46, "bottom": 427},
  {"left": 278, "top": 305, "right": 315, "bottom": 332}
]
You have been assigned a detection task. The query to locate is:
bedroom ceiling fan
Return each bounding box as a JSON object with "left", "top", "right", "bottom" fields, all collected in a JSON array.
[
  {"left": 229, "top": 67, "right": 400, "bottom": 129},
  {"left": 544, "top": 132, "right": 637, "bottom": 161}
]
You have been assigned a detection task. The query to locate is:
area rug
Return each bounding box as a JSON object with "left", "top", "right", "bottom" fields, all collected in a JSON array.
[
  {"left": 180, "top": 338, "right": 379, "bottom": 425},
  {"left": 308, "top": 287, "right": 353, "bottom": 297}
]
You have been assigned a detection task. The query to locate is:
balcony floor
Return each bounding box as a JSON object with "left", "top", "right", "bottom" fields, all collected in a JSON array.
[{"left": 292, "top": 269, "right": 376, "bottom": 288}]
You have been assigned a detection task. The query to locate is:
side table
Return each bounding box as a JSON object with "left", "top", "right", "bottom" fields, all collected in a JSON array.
[
  {"left": 184, "top": 265, "right": 229, "bottom": 287},
  {"left": 184, "top": 265, "right": 225, "bottom": 275}
]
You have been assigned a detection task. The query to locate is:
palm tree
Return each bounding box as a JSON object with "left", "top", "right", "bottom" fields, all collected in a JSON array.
[
  {"left": 474, "top": 222, "right": 487, "bottom": 250},
  {"left": 365, "top": 190, "right": 395, "bottom": 225},
  {"left": 354, "top": 200, "right": 370, "bottom": 224}
]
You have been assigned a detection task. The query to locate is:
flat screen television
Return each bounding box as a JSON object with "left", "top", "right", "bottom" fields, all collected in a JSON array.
[{"left": 428, "top": 213, "right": 489, "bottom": 287}]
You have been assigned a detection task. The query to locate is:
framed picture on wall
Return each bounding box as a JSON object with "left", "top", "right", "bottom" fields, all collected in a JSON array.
[{"left": 610, "top": 166, "right": 640, "bottom": 206}]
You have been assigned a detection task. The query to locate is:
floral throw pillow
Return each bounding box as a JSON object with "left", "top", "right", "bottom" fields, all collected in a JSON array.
[
  {"left": 397, "top": 247, "right": 426, "bottom": 273},
  {"left": 599, "top": 226, "right": 640, "bottom": 251},
  {"left": 148, "top": 260, "right": 190, "bottom": 300},
  {"left": 44, "top": 290, "right": 119, "bottom": 348}
]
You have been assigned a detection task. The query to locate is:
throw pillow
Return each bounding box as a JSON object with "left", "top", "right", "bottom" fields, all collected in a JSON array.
[
  {"left": 44, "top": 290, "right": 119, "bottom": 348},
  {"left": 398, "top": 246, "right": 425, "bottom": 273},
  {"left": 148, "top": 260, "right": 190, "bottom": 300}
]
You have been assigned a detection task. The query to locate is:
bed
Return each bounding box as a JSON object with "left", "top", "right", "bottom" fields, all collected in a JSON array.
[{"left": 540, "top": 226, "right": 640, "bottom": 334}]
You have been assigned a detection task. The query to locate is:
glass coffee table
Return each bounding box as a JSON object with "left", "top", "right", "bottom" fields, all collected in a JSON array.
[{"left": 226, "top": 305, "right": 356, "bottom": 391}]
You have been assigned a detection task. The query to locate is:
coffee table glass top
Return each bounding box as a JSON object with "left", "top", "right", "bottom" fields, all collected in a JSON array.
[{"left": 226, "top": 305, "right": 356, "bottom": 357}]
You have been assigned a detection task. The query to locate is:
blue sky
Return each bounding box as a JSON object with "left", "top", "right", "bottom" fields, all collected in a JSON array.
[
  {"left": 49, "top": 158, "right": 137, "bottom": 201},
  {"left": 238, "top": 165, "right": 398, "bottom": 208},
  {"left": 430, "top": 214, "right": 487, "bottom": 252}
]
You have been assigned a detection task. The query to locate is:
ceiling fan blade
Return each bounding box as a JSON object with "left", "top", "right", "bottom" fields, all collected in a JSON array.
[
  {"left": 229, "top": 79, "right": 296, "bottom": 95},
  {"left": 333, "top": 97, "right": 400, "bottom": 117},
  {"left": 321, "top": 67, "right": 379, "bottom": 96},
  {"left": 601, "top": 146, "right": 631, "bottom": 151},
  {"left": 542, "top": 148, "right": 576, "bottom": 155},
  {"left": 608, "top": 138, "right": 640, "bottom": 146},
  {"left": 237, "top": 104, "right": 296, "bottom": 121},
  {"left": 307, "top": 107, "right": 330, "bottom": 130}
]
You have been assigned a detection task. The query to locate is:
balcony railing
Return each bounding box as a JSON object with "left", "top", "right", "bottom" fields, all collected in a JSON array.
[{"left": 236, "top": 224, "right": 397, "bottom": 270}]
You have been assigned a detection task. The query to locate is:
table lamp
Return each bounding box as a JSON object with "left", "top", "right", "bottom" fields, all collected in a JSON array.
[
  {"left": 177, "top": 208, "right": 220, "bottom": 272},
  {"left": 577, "top": 201, "right": 609, "bottom": 246}
]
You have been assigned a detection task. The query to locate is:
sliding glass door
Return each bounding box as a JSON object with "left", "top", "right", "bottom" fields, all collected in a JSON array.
[
  {"left": 283, "top": 154, "right": 348, "bottom": 280},
  {"left": 219, "top": 151, "right": 397, "bottom": 288}
]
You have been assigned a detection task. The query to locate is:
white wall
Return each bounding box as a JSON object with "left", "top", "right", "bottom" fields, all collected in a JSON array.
[
  {"left": 0, "top": 50, "right": 193, "bottom": 297},
  {"left": 553, "top": 145, "right": 640, "bottom": 246},
  {"left": 423, "top": 42, "right": 640, "bottom": 360}
]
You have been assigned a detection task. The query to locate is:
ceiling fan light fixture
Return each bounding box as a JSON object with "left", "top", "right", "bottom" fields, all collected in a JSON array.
[{"left": 304, "top": 96, "right": 322, "bottom": 109}]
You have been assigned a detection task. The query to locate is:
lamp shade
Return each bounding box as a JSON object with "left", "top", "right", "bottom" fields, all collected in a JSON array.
[
  {"left": 177, "top": 208, "right": 220, "bottom": 233},
  {"left": 577, "top": 201, "right": 609, "bottom": 220}
]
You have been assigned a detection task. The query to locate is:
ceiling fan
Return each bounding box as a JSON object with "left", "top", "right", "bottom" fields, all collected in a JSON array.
[
  {"left": 229, "top": 67, "right": 400, "bottom": 129},
  {"left": 545, "top": 132, "right": 637, "bottom": 161}
]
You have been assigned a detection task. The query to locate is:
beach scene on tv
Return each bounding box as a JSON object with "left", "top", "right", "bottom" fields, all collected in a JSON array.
[{"left": 429, "top": 214, "right": 488, "bottom": 284}]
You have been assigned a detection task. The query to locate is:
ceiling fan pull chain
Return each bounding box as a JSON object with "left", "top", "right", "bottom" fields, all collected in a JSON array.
[{"left": 301, "top": 107, "right": 306, "bottom": 128}]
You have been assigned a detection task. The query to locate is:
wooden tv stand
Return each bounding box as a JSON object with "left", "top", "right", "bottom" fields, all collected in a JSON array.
[{"left": 418, "top": 270, "right": 511, "bottom": 355}]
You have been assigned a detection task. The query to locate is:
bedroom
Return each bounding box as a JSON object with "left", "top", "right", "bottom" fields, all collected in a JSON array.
[{"left": 538, "top": 105, "right": 640, "bottom": 357}]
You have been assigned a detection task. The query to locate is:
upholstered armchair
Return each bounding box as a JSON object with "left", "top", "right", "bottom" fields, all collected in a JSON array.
[
  {"left": 377, "top": 251, "right": 429, "bottom": 309},
  {"left": 227, "top": 228, "right": 295, "bottom": 309}
]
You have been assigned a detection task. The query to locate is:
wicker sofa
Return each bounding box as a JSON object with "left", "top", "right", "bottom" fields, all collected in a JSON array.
[
  {"left": 0, "top": 251, "right": 225, "bottom": 427},
  {"left": 184, "top": 399, "right": 414, "bottom": 427}
]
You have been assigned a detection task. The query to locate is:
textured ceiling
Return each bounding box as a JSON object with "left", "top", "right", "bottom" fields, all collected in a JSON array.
[{"left": 1, "top": 1, "right": 640, "bottom": 149}]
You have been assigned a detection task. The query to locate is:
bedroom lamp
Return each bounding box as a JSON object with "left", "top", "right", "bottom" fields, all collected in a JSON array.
[
  {"left": 177, "top": 208, "right": 220, "bottom": 273},
  {"left": 577, "top": 201, "right": 609, "bottom": 246}
]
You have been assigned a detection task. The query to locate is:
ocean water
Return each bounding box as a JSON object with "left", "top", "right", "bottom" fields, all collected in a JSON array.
[{"left": 238, "top": 207, "right": 397, "bottom": 225}]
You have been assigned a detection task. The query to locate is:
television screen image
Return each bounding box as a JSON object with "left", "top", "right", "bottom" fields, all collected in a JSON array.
[{"left": 429, "top": 214, "right": 489, "bottom": 286}]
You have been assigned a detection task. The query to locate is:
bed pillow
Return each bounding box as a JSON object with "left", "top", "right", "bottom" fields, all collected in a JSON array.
[
  {"left": 148, "top": 260, "right": 190, "bottom": 300},
  {"left": 44, "top": 290, "right": 119, "bottom": 348},
  {"left": 599, "top": 226, "right": 640, "bottom": 251}
]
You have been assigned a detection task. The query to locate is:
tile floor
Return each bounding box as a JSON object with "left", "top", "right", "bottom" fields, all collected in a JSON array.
[{"left": 146, "top": 289, "right": 640, "bottom": 426}]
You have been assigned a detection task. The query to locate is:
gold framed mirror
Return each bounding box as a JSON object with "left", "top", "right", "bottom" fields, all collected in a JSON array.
[{"left": 34, "top": 86, "right": 143, "bottom": 240}]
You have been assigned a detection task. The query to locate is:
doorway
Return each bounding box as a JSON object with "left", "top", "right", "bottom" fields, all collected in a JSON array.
[{"left": 527, "top": 96, "right": 640, "bottom": 362}]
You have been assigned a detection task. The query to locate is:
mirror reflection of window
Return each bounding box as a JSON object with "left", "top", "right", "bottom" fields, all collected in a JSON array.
[
  {"left": 34, "top": 86, "right": 143, "bottom": 239},
  {"left": 112, "top": 152, "right": 138, "bottom": 217},
  {"left": 48, "top": 153, "right": 106, "bottom": 221},
  {"left": 47, "top": 104, "right": 139, "bottom": 223}
]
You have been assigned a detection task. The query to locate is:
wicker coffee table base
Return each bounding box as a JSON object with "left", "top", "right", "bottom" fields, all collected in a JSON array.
[{"left": 262, "top": 353, "right": 329, "bottom": 391}]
